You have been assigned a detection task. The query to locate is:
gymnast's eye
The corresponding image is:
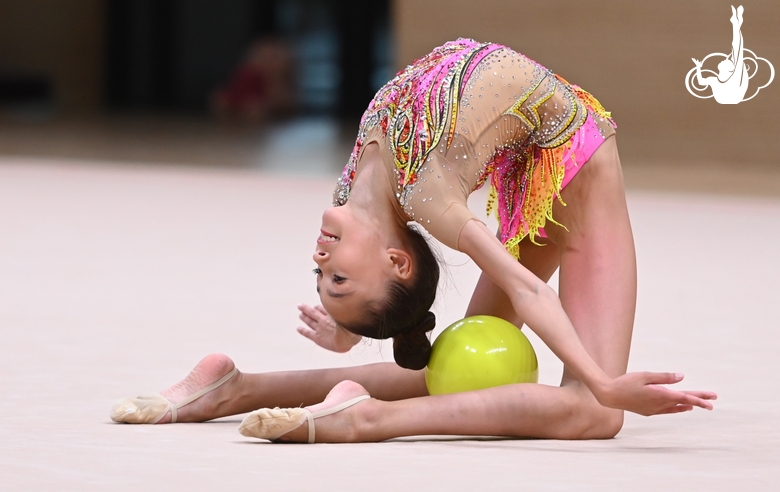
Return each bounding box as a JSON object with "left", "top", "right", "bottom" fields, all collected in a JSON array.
[
  {"left": 312, "top": 268, "right": 322, "bottom": 276},
  {"left": 333, "top": 275, "right": 346, "bottom": 284}
]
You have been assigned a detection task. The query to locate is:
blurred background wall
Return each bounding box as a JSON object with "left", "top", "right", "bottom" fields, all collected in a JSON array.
[
  {"left": 0, "top": 0, "right": 777, "bottom": 167},
  {"left": 0, "top": 0, "right": 105, "bottom": 112}
]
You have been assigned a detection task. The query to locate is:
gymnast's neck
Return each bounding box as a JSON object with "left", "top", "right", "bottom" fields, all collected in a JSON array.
[{"left": 347, "top": 141, "right": 408, "bottom": 230}]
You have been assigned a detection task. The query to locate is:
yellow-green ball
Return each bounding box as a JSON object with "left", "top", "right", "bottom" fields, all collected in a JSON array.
[{"left": 425, "top": 315, "right": 538, "bottom": 395}]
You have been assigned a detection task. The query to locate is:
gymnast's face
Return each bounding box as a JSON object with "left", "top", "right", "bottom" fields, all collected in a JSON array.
[{"left": 313, "top": 205, "right": 413, "bottom": 328}]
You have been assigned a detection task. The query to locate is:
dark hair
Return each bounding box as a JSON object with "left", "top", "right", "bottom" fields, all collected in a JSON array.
[{"left": 340, "top": 224, "right": 440, "bottom": 370}]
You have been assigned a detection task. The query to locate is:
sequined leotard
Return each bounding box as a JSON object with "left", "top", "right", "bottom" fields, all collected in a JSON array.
[{"left": 334, "top": 39, "right": 616, "bottom": 258}]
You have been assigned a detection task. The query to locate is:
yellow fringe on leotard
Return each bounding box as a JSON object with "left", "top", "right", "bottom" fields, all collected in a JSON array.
[{"left": 486, "top": 141, "right": 571, "bottom": 259}]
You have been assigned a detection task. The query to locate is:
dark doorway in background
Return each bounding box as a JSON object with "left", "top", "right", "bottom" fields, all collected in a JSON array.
[{"left": 105, "top": 0, "right": 391, "bottom": 121}]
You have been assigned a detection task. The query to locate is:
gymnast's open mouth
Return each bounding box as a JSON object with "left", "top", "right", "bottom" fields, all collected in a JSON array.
[{"left": 317, "top": 230, "right": 339, "bottom": 244}]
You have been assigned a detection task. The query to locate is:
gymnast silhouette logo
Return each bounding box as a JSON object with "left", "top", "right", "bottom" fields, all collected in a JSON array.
[{"left": 685, "top": 5, "right": 774, "bottom": 104}]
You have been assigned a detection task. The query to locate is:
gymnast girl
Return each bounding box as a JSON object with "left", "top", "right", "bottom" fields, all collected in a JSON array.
[{"left": 111, "top": 39, "right": 716, "bottom": 442}]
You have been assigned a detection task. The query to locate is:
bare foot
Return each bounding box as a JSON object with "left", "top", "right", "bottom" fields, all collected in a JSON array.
[
  {"left": 275, "top": 380, "right": 372, "bottom": 443},
  {"left": 152, "top": 353, "right": 240, "bottom": 423}
]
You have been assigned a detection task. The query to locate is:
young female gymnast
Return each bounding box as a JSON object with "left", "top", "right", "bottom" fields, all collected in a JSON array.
[{"left": 111, "top": 39, "right": 716, "bottom": 442}]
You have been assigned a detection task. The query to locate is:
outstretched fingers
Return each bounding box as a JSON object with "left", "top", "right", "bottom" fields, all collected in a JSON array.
[
  {"left": 683, "top": 390, "right": 718, "bottom": 400},
  {"left": 604, "top": 371, "right": 717, "bottom": 416},
  {"left": 298, "top": 304, "right": 333, "bottom": 335},
  {"left": 644, "top": 373, "right": 717, "bottom": 411},
  {"left": 669, "top": 390, "right": 715, "bottom": 411},
  {"left": 298, "top": 303, "right": 327, "bottom": 326}
]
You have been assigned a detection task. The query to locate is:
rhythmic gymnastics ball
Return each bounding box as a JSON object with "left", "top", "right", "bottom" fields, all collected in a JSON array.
[{"left": 425, "top": 315, "right": 538, "bottom": 395}]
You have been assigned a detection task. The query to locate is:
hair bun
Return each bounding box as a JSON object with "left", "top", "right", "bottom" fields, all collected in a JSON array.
[{"left": 393, "top": 312, "right": 436, "bottom": 370}]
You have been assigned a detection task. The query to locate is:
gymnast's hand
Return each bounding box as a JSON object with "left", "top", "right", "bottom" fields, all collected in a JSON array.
[
  {"left": 296, "top": 303, "right": 362, "bottom": 353},
  {"left": 597, "top": 372, "right": 717, "bottom": 416}
]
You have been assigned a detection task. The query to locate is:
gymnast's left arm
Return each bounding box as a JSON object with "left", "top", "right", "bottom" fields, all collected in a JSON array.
[{"left": 457, "top": 219, "right": 717, "bottom": 416}]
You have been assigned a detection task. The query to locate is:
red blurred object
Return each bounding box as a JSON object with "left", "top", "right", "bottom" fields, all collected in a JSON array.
[{"left": 211, "top": 38, "right": 296, "bottom": 123}]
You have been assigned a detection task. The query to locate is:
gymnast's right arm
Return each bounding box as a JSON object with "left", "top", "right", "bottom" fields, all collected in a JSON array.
[{"left": 457, "top": 218, "right": 716, "bottom": 416}]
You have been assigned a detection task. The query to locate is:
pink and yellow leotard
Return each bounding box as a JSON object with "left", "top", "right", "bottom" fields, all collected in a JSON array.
[{"left": 334, "top": 38, "right": 616, "bottom": 257}]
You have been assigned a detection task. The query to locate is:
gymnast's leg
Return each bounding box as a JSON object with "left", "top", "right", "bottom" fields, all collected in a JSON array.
[
  {"left": 544, "top": 134, "right": 636, "bottom": 434},
  {"left": 136, "top": 355, "right": 427, "bottom": 423}
]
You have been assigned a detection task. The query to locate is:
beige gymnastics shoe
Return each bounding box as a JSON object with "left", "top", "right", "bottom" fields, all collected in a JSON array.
[
  {"left": 110, "top": 367, "right": 238, "bottom": 424},
  {"left": 238, "top": 395, "right": 370, "bottom": 443}
]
